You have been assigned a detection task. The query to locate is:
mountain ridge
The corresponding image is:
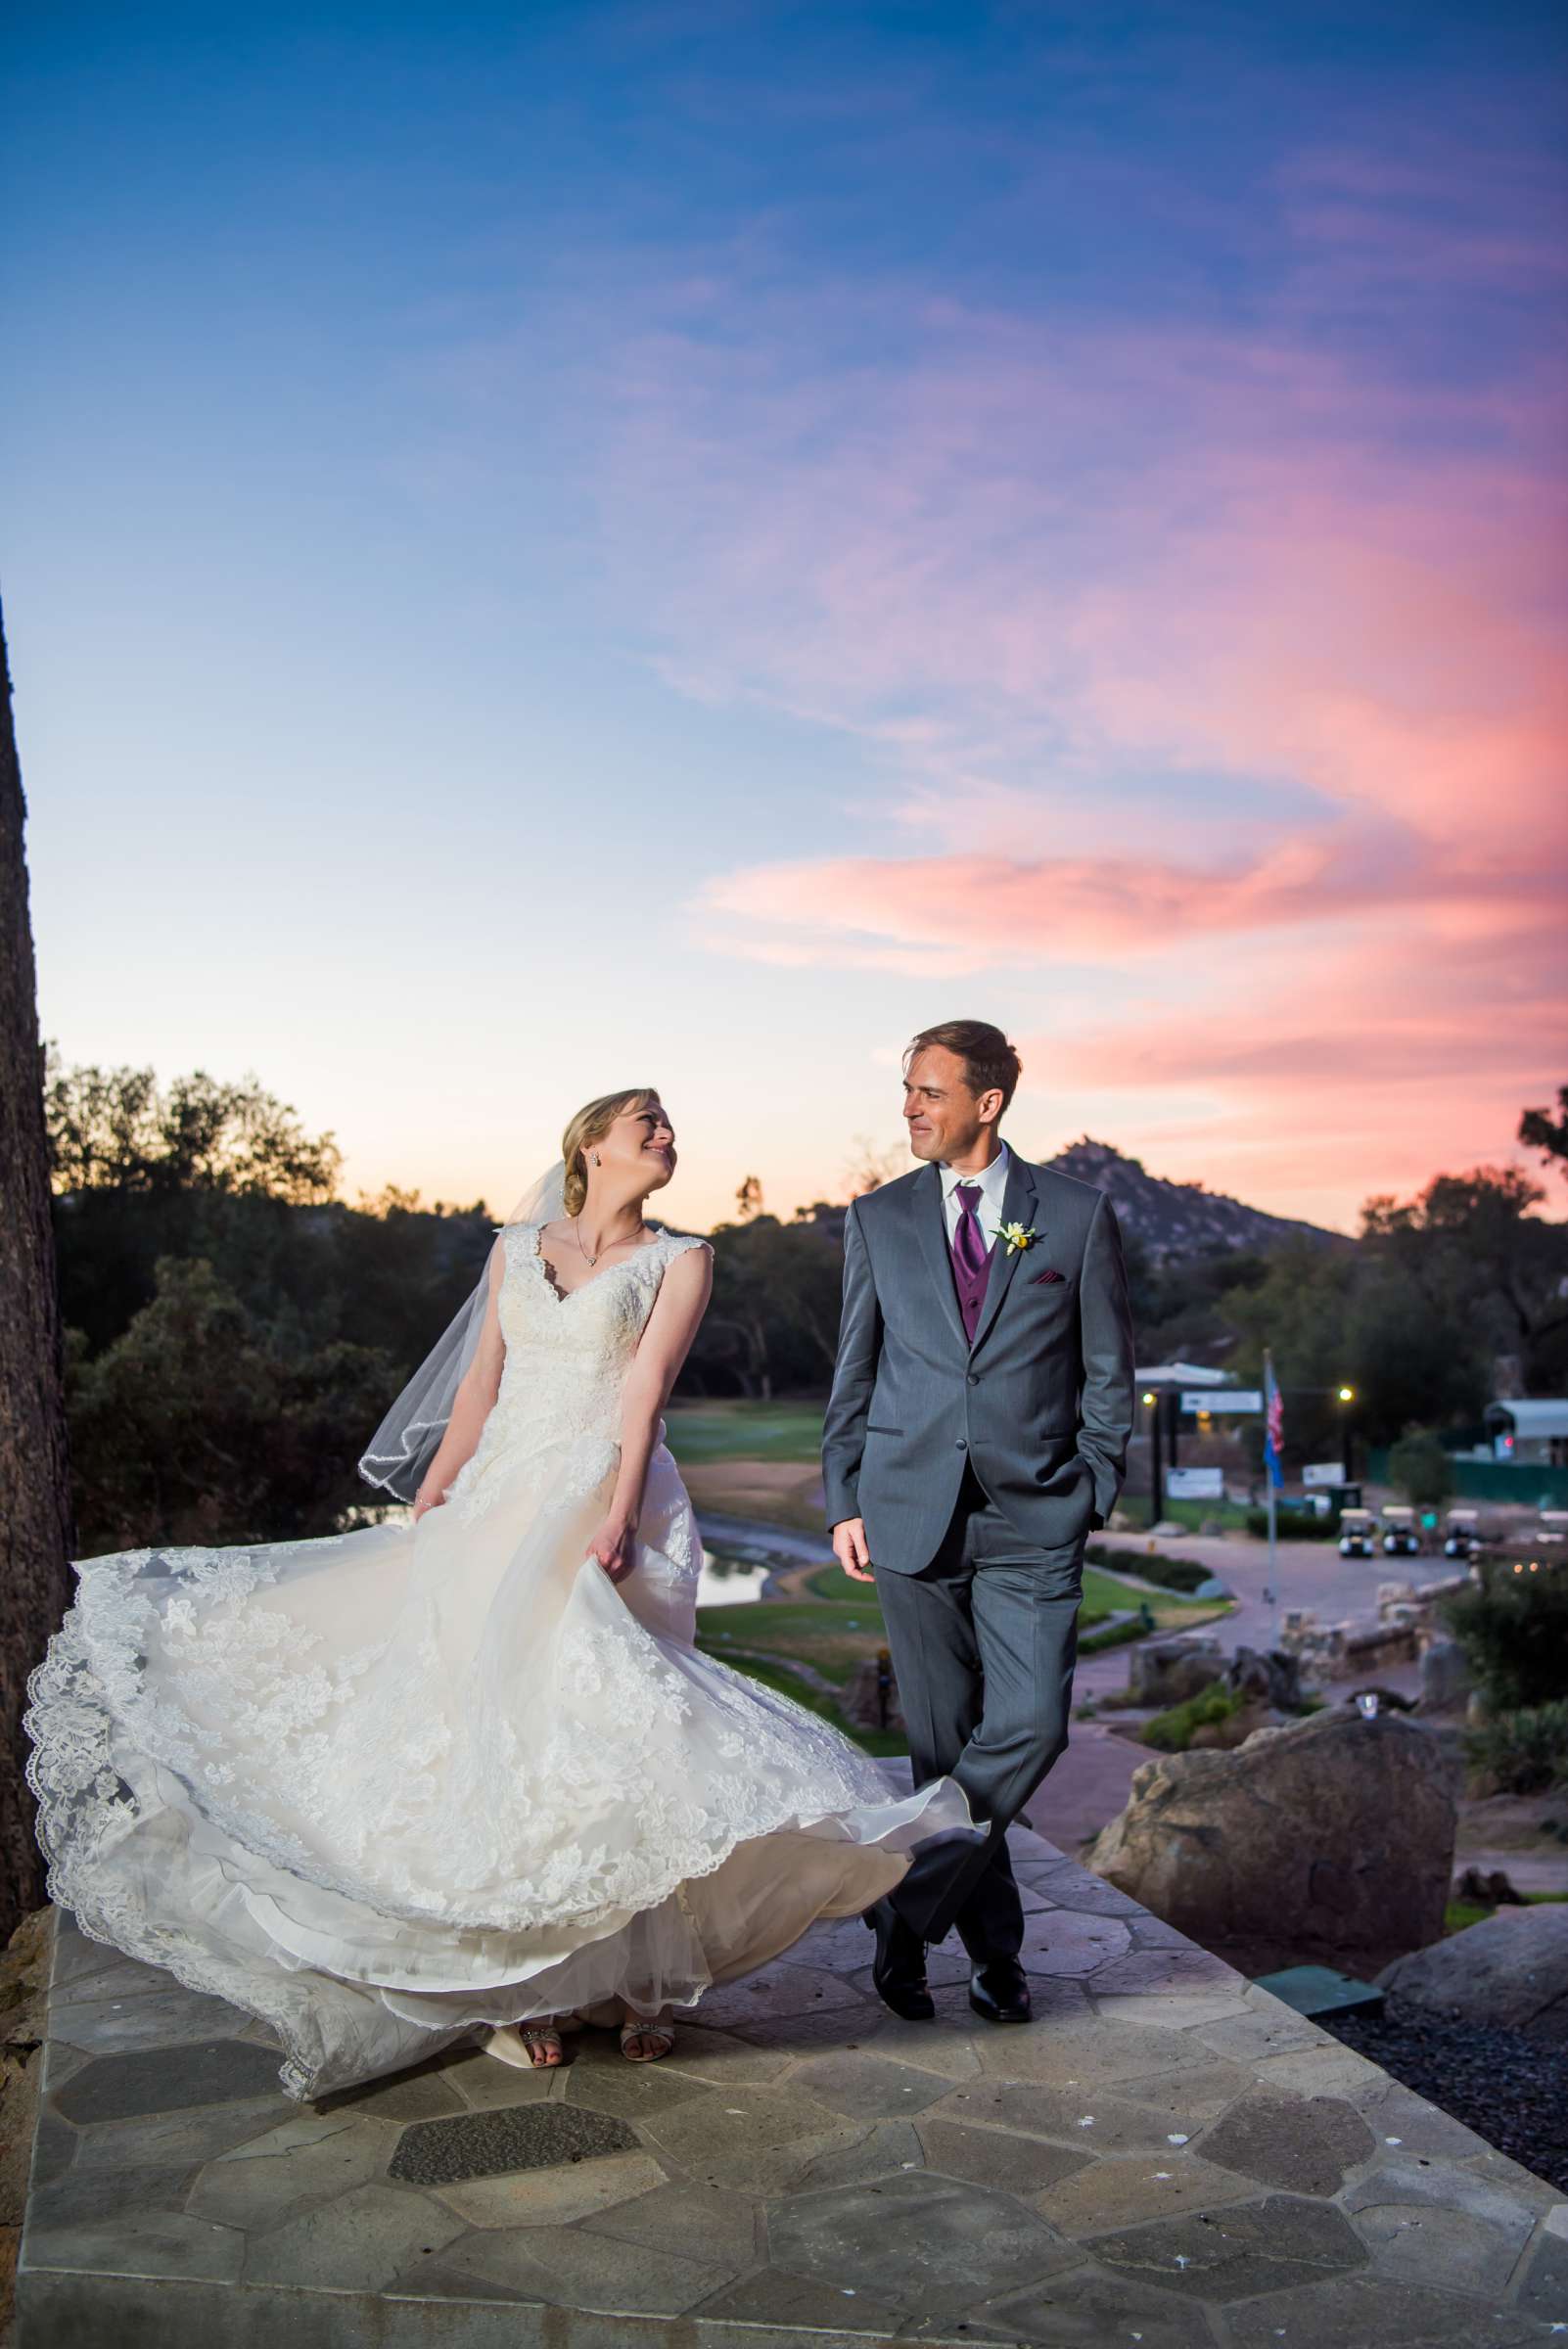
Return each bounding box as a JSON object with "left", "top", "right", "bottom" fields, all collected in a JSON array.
[{"left": 1041, "top": 1137, "right": 1348, "bottom": 1266}]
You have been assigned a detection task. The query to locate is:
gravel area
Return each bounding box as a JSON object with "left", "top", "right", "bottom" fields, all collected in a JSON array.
[{"left": 1322, "top": 1992, "right": 1568, "bottom": 2192}]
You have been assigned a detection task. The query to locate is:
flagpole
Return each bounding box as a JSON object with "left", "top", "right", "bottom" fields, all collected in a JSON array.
[{"left": 1265, "top": 1346, "right": 1279, "bottom": 1649}]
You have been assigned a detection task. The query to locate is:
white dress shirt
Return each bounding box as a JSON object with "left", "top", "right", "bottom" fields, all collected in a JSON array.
[{"left": 939, "top": 1140, "right": 1012, "bottom": 1251}]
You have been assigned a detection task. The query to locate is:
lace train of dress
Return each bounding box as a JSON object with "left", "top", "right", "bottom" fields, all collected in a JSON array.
[{"left": 25, "top": 1223, "right": 970, "bottom": 2099}]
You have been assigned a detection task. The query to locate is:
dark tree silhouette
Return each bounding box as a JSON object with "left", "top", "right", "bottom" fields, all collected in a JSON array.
[
  {"left": 1521, "top": 1084, "right": 1568, "bottom": 1185},
  {"left": 0, "top": 601, "right": 73, "bottom": 1942}
]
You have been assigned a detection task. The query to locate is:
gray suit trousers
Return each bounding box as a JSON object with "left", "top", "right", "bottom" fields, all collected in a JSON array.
[{"left": 877, "top": 1464, "right": 1082, "bottom": 1954}]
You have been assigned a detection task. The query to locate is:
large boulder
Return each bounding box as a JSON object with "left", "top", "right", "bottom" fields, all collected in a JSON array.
[
  {"left": 1224, "top": 1645, "right": 1305, "bottom": 1711},
  {"left": 1127, "top": 1635, "right": 1225, "bottom": 1707},
  {"left": 1378, "top": 1905, "right": 1568, "bottom": 2043},
  {"left": 1188, "top": 1701, "right": 1289, "bottom": 1751},
  {"left": 1084, "top": 1709, "right": 1456, "bottom": 1976},
  {"left": 1417, "top": 1637, "right": 1472, "bottom": 1712}
]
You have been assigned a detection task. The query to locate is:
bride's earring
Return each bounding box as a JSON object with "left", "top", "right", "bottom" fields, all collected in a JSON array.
[{"left": 592, "top": 1153, "right": 601, "bottom": 1168}]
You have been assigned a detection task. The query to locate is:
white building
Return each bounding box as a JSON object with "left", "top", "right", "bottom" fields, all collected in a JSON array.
[{"left": 1485, "top": 1399, "right": 1568, "bottom": 1469}]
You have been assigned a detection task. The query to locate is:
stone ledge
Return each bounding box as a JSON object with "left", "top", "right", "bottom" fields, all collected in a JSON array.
[{"left": 17, "top": 1822, "right": 1568, "bottom": 2347}]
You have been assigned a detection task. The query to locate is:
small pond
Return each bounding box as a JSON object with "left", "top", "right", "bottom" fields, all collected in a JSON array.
[{"left": 696, "top": 1546, "right": 774, "bottom": 1607}]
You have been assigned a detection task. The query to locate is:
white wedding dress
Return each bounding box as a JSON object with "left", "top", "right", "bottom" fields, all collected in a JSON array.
[{"left": 25, "top": 1221, "right": 967, "bottom": 2099}]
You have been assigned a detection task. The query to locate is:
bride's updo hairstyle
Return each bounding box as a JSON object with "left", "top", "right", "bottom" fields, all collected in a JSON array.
[{"left": 561, "top": 1087, "right": 662, "bottom": 1215}]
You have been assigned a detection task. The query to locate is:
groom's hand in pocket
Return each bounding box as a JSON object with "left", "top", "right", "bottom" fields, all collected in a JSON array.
[{"left": 832, "top": 1518, "right": 876, "bottom": 1585}]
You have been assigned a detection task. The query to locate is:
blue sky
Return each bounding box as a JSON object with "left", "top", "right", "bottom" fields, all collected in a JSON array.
[{"left": 6, "top": 2, "right": 1564, "bottom": 1229}]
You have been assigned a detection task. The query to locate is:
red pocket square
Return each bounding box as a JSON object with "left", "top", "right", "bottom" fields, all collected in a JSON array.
[{"left": 1031, "top": 1266, "right": 1067, "bottom": 1285}]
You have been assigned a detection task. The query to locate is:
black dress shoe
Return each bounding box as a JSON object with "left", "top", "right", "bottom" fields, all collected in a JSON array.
[
  {"left": 863, "top": 1897, "right": 935, "bottom": 2021},
  {"left": 969, "top": 1956, "right": 1031, "bottom": 2025}
]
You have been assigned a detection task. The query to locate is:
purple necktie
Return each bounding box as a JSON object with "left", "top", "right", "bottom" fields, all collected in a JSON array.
[{"left": 950, "top": 1182, "right": 992, "bottom": 1345}]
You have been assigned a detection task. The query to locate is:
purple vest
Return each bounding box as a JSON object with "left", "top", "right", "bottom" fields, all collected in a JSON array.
[{"left": 948, "top": 1191, "right": 994, "bottom": 1346}]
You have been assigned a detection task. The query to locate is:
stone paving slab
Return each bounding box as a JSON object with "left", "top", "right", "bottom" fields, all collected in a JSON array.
[{"left": 17, "top": 1818, "right": 1568, "bottom": 2347}]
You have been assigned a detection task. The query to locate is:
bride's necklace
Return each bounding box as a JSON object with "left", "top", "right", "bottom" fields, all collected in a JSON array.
[{"left": 576, "top": 1211, "right": 645, "bottom": 1267}]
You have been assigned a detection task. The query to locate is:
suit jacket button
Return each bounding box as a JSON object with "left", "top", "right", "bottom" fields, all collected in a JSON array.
[
  {"left": 967, "top": 1373, "right": 980, "bottom": 1386},
  {"left": 955, "top": 1438, "right": 967, "bottom": 1450}
]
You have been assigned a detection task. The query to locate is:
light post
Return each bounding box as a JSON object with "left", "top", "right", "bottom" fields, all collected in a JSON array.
[
  {"left": 1259, "top": 1375, "right": 1357, "bottom": 1652},
  {"left": 1272, "top": 1377, "right": 1359, "bottom": 1488},
  {"left": 1264, "top": 1351, "right": 1280, "bottom": 1646},
  {"left": 1143, "top": 1389, "right": 1162, "bottom": 1528}
]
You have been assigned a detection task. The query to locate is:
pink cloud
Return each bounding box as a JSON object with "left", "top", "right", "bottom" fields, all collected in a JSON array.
[
  {"left": 574, "top": 291, "right": 1565, "bottom": 883},
  {"left": 1046, "top": 944, "right": 1561, "bottom": 1095},
  {"left": 1015, "top": 913, "right": 1566, "bottom": 1229},
  {"left": 703, "top": 828, "right": 1562, "bottom": 967},
  {"left": 443, "top": 169, "right": 1565, "bottom": 1218}
]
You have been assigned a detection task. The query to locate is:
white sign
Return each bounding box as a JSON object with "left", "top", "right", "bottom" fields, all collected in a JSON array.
[
  {"left": 1167, "top": 1466, "right": 1224, "bottom": 1498},
  {"left": 1303, "top": 1462, "right": 1345, "bottom": 1488},
  {"left": 1180, "top": 1391, "right": 1262, "bottom": 1415}
]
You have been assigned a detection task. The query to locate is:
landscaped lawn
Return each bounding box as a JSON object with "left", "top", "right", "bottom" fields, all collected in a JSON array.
[
  {"left": 802, "top": 1558, "right": 1225, "bottom": 1633},
  {"left": 696, "top": 1552, "right": 1231, "bottom": 1757},
  {"left": 697, "top": 1559, "right": 904, "bottom": 1754},
  {"left": 1141, "top": 1494, "right": 1253, "bottom": 1533},
  {"left": 671, "top": 1396, "right": 1235, "bottom": 1751},
  {"left": 1444, "top": 1890, "right": 1568, "bottom": 1935},
  {"left": 696, "top": 1643, "right": 909, "bottom": 1760},
  {"left": 665, "top": 1400, "right": 826, "bottom": 1464}
]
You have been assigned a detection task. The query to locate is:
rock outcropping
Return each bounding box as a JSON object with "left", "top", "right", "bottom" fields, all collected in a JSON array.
[
  {"left": 1379, "top": 1904, "right": 1568, "bottom": 2043},
  {"left": 817, "top": 1139, "right": 1348, "bottom": 1267},
  {"left": 1084, "top": 1709, "right": 1456, "bottom": 1976},
  {"left": 1046, "top": 1138, "right": 1346, "bottom": 1266},
  {"left": 1127, "top": 1635, "right": 1225, "bottom": 1708}
]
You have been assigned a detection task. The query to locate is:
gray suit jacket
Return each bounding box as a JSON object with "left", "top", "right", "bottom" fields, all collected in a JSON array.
[{"left": 822, "top": 1155, "right": 1134, "bottom": 1574}]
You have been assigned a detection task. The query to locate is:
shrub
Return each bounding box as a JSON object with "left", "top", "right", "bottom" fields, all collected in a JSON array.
[
  {"left": 1444, "top": 1564, "right": 1568, "bottom": 1712},
  {"left": 1243, "top": 1506, "right": 1341, "bottom": 1541},
  {"left": 66, "top": 1254, "right": 394, "bottom": 1550},
  {"left": 1084, "top": 1543, "right": 1213, "bottom": 1593},
  {"left": 1388, "top": 1423, "right": 1454, "bottom": 1507},
  {"left": 1462, "top": 1701, "right": 1568, "bottom": 1796},
  {"left": 1080, "top": 1618, "right": 1146, "bottom": 1656},
  {"left": 1140, "top": 1680, "right": 1242, "bottom": 1752}
]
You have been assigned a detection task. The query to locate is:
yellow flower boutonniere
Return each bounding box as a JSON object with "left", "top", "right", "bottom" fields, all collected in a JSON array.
[{"left": 1000, "top": 1221, "right": 1039, "bottom": 1257}]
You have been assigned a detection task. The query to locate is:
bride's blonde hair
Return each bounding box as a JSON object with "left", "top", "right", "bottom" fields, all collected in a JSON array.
[{"left": 561, "top": 1087, "right": 661, "bottom": 1216}]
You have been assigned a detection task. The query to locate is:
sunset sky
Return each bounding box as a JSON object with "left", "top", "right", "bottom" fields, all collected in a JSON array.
[{"left": 7, "top": 2, "right": 1565, "bottom": 1236}]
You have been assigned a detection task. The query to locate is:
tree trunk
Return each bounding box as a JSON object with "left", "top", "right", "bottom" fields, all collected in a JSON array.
[
  {"left": 744, "top": 1317, "right": 773, "bottom": 1404},
  {"left": 0, "top": 599, "right": 74, "bottom": 1941}
]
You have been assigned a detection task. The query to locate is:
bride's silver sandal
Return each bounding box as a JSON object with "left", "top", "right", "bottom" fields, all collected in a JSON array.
[
  {"left": 619, "top": 2011, "right": 673, "bottom": 2063},
  {"left": 486, "top": 2019, "right": 567, "bottom": 2070}
]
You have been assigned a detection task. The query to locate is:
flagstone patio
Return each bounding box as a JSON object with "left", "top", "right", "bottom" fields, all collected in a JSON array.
[{"left": 17, "top": 1818, "right": 1568, "bottom": 2347}]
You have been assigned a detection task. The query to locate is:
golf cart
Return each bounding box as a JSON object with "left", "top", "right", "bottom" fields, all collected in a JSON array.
[
  {"left": 1338, "top": 1507, "right": 1376, "bottom": 1560},
  {"left": 1380, "top": 1505, "right": 1421, "bottom": 1558},
  {"left": 1443, "top": 1508, "right": 1484, "bottom": 1562}
]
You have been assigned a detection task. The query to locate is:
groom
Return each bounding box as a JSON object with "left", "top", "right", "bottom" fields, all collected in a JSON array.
[{"left": 823, "top": 1020, "right": 1134, "bottom": 2025}]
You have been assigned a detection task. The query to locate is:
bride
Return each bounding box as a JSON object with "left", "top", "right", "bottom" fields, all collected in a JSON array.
[{"left": 24, "top": 1086, "right": 969, "bottom": 2098}]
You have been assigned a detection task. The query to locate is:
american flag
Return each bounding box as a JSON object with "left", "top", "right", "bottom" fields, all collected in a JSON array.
[{"left": 1263, "top": 1357, "right": 1284, "bottom": 1490}]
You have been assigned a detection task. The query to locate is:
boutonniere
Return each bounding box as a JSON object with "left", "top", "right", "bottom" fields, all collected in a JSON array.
[{"left": 1000, "top": 1221, "right": 1040, "bottom": 1257}]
